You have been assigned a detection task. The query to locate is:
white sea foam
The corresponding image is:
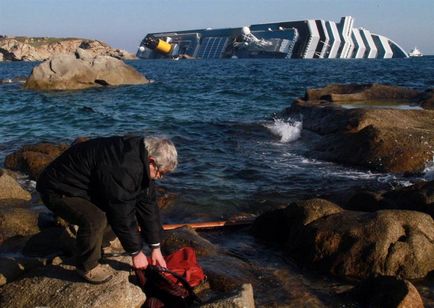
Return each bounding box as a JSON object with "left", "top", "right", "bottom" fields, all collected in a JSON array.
[
  {"left": 264, "top": 118, "right": 302, "bottom": 143},
  {"left": 423, "top": 156, "right": 434, "bottom": 180}
]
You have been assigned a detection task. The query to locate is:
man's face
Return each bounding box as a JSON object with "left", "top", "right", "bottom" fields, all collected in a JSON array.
[{"left": 149, "top": 158, "right": 166, "bottom": 180}]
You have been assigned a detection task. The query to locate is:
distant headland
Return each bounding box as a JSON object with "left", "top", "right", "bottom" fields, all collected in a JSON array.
[{"left": 0, "top": 36, "right": 136, "bottom": 62}]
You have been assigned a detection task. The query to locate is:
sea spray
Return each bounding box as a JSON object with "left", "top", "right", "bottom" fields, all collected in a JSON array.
[{"left": 264, "top": 118, "right": 302, "bottom": 143}]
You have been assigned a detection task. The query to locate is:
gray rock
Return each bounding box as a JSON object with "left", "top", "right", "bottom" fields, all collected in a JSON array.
[
  {"left": 201, "top": 283, "right": 255, "bottom": 308},
  {"left": 25, "top": 51, "right": 149, "bottom": 90},
  {"left": 0, "top": 257, "right": 145, "bottom": 308},
  {"left": 0, "top": 169, "right": 31, "bottom": 201}
]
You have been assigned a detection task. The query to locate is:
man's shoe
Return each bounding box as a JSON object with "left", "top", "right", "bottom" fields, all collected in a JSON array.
[{"left": 77, "top": 264, "right": 113, "bottom": 284}]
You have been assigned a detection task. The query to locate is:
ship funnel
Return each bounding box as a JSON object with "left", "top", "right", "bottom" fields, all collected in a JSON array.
[{"left": 144, "top": 35, "right": 173, "bottom": 54}]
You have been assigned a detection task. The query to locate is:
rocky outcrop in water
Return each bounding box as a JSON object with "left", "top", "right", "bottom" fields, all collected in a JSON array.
[
  {"left": 25, "top": 49, "right": 149, "bottom": 90},
  {"left": 304, "top": 83, "right": 421, "bottom": 103},
  {"left": 284, "top": 84, "right": 434, "bottom": 174},
  {"left": 0, "top": 36, "right": 135, "bottom": 61},
  {"left": 4, "top": 143, "right": 69, "bottom": 180},
  {"left": 252, "top": 198, "right": 434, "bottom": 280}
]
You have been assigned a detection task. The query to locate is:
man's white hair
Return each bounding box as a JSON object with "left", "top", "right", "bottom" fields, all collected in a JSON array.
[{"left": 144, "top": 136, "right": 178, "bottom": 172}]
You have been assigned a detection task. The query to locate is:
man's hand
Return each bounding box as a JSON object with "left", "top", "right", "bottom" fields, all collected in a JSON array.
[
  {"left": 151, "top": 247, "right": 166, "bottom": 268},
  {"left": 132, "top": 251, "right": 149, "bottom": 269}
]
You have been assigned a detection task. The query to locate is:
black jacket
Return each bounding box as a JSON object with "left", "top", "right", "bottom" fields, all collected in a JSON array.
[{"left": 36, "top": 135, "right": 161, "bottom": 253}]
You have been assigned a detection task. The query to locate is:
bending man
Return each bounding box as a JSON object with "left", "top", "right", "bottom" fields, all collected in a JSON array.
[{"left": 37, "top": 135, "right": 177, "bottom": 284}]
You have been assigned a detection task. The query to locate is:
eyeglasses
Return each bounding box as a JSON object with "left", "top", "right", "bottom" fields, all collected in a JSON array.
[{"left": 152, "top": 161, "right": 165, "bottom": 179}]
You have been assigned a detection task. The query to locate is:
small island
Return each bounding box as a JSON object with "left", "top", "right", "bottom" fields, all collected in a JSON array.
[{"left": 0, "top": 36, "right": 136, "bottom": 62}]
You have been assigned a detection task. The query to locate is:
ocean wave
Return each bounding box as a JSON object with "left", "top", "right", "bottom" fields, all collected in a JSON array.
[{"left": 263, "top": 118, "right": 302, "bottom": 143}]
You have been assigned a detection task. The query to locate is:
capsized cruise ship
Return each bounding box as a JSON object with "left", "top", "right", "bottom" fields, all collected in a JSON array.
[{"left": 137, "top": 16, "right": 408, "bottom": 60}]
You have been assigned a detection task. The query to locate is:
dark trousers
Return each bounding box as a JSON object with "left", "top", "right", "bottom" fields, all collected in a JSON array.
[{"left": 40, "top": 193, "right": 115, "bottom": 272}]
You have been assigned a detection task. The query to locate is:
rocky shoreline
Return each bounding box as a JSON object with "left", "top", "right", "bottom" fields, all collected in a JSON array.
[
  {"left": 0, "top": 84, "right": 433, "bottom": 307},
  {"left": 0, "top": 36, "right": 136, "bottom": 62}
]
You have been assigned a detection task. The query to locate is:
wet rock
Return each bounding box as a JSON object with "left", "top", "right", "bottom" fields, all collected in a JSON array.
[
  {"left": 162, "top": 226, "right": 219, "bottom": 257},
  {"left": 346, "top": 180, "right": 434, "bottom": 217},
  {"left": 253, "top": 199, "right": 434, "bottom": 279},
  {"left": 25, "top": 51, "right": 149, "bottom": 90},
  {"left": 284, "top": 92, "right": 434, "bottom": 173},
  {"left": 4, "top": 142, "right": 69, "bottom": 179},
  {"left": 199, "top": 255, "right": 258, "bottom": 293},
  {"left": 346, "top": 276, "right": 424, "bottom": 308},
  {"left": 201, "top": 283, "right": 255, "bottom": 308},
  {"left": 0, "top": 257, "right": 145, "bottom": 308},
  {"left": 419, "top": 88, "right": 434, "bottom": 110},
  {"left": 0, "top": 169, "right": 31, "bottom": 201},
  {"left": 305, "top": 83, "right": 420, "bottom": 103}
]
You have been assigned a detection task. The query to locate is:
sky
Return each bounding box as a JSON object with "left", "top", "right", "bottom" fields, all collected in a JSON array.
[{"left": 1, "top": 0, "right": 433, "bottom": 55}]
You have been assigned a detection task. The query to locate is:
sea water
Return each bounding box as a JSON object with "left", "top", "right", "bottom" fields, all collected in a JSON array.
[
  {"left": 1, "top": 57, "right": 433, "bottom": 221},
  {"left": 1, "top": 57, "right": 434, "bottom": 304}
]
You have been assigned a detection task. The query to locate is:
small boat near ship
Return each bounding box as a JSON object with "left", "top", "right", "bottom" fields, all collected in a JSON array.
[
  {"left": 409, "top": 47, "right": 423, "bottom": 57},
  {"left": 137, "top": 16, "right": 409, "bottom": 60}
]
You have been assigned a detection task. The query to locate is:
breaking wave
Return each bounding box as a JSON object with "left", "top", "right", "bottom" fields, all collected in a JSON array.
[{"left": 264, "top": 118, "right": 302, "bottom": 143}]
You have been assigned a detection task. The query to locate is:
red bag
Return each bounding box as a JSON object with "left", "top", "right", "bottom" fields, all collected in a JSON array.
[
  {"left": 136, "top": 265, "right": 200, "bottom": 308},
  {"left": 164, "top": 247, "right": 206, "bottom": 287},
  {"left": 137, "top": 247, "right": 205, "bottom": 307}
]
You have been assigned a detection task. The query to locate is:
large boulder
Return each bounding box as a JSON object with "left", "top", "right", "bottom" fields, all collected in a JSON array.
[
  {"left": 0, "top": 257, "right": 145, "bottom": 308},
  {"left": 284, "top": 91, "right": 434, "bottom": 173},
  {"left": 4, "top": 142, "right": 69, "bottom": 179},
  {"left": 25, "top": 50, "right": 149, "bottom": 90},
  {"left": 252, "top": 199, "right": 434, "bottom": 279},
  {"left": 0, "top": 169, "right": 31, "bottom": 201}
]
